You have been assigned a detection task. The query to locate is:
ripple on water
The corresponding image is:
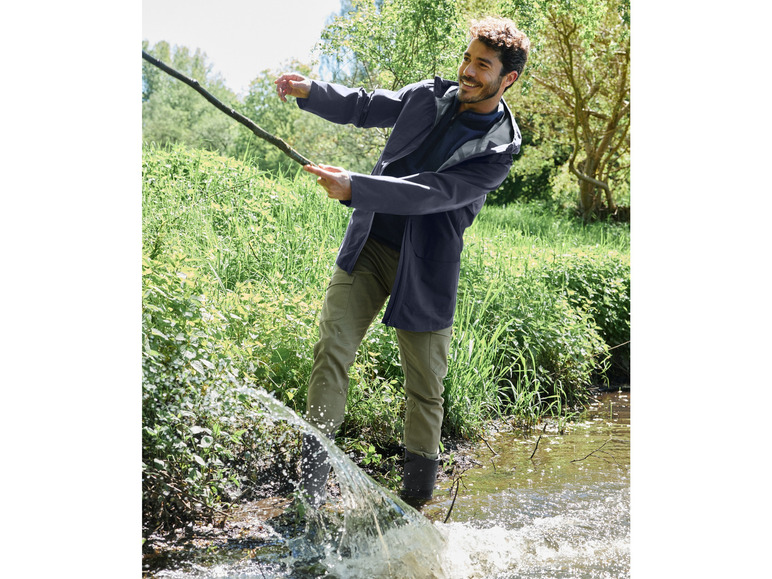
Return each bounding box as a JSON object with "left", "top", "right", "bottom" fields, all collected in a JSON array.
[{"left": 438, "top": 484, "right": 630, "bottom": 578}]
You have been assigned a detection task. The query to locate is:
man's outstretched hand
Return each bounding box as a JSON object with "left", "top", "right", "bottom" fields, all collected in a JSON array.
[
  {"left": 275, "top": 74, "right": 311, "bottom": 102},
  {"left": 303, "top": 164, "right": 352, "bottom": 201},
  {"left": 276, "top": 74, "right": 350, "bottom": 201}
]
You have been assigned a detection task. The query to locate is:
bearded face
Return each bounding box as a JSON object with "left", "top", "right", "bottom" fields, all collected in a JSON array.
[{"left": 456, "top": 39, "right": 517, "bottom": 113}]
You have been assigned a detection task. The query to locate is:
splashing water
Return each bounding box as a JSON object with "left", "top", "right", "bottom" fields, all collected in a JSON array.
[
  {"left": 435, "top": 484, "right": 630, "bottom": 578},
  {"left": 253, "top": 388, "right": 450, "bottom": 578},
  {"left": 149, "top": 388, "right": 630, "bottom": 578}
]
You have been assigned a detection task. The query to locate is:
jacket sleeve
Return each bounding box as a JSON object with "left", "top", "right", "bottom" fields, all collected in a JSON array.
[
  {"left": 297, "top": 80, "right": 420, "bottom": 129},
  {"left": 347, "top": 155, "right": 512, "bottom": 215}
]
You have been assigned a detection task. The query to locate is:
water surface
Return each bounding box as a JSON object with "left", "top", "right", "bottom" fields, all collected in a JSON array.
[{"left": 423, "top": 390, "right": 630, "bottom": 578}]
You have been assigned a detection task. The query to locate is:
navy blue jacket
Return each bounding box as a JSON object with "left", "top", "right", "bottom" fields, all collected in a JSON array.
[{"left": 298, "top": 77, "right": 521, "bottom": 331}]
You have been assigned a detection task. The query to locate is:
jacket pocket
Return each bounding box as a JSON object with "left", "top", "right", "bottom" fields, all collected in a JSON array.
[{"left": 409, "top": 213, "right": 462, "bottom": 263}]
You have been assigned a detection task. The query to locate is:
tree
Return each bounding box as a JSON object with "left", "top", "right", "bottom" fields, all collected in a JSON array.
[
  {"left": 142, "top": 41, "right": 241, "bottom": 155},
  {"left": 319, "top": 0, "right": 467, "bottom": 91},
  {"left": 235, "top": 64, "right": 313, "bottom": 171},
  {"left": 499, "top": 0, "right": 630, "bottom": 219}
]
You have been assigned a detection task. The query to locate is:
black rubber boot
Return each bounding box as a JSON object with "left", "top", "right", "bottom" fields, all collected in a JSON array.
[
  {"left": 299, "top": 433, "right": 331, "bottom": 508},
  {"left": 401, "top": 450, "right": 439, "bottom": 509}
]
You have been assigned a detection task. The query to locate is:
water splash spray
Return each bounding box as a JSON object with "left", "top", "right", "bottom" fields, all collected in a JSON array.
[{"left": 251, "top": 387, "right": 451, "bottom": 578}]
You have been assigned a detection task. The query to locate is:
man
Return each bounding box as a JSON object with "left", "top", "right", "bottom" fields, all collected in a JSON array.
[{"left": 275, "top": 17, "right": 529, "bottom": 508}]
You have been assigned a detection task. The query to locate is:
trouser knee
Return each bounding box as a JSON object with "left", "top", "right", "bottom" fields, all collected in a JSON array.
[{"left": 306, "top": 325, "right": 358, "bottom": 436}]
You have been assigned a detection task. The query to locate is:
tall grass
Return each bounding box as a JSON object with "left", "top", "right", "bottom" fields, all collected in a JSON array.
[{"left": 142, "top": 143, "right": 630, "bottom": 530}]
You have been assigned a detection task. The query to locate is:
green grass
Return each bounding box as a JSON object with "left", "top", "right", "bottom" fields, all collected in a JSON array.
[{"left": 142, "top": 143, "right": 630, "bottom": 531}]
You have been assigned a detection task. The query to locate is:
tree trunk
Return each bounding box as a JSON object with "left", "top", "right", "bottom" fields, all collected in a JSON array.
[{"left": 579, "top": 181, "right": 599, "bottom": 220}]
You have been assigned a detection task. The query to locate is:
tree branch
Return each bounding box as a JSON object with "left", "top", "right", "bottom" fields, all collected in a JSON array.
[
  {"left": 570, "top": 438, "right": 613, "bottom": 463},
  {"left": 481, "top": 437, "right": 498, "bottom": 456},
  {"left": 531, "top": 74, "right": 574, "bottom": 109},
  {"left": 142, "top": 50, "right": 315, "bottom": 167},
  {"left": 569, "top": 159, "right": 611, "bottom": 195},
  {"left": 529, "top": 424, "right": 548, "bottom": 460},
  {"left": 443, "top": 475, "right": 464, "bottom": 524}
]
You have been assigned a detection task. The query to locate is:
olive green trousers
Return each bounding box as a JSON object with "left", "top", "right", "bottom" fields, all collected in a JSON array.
[{"left": 306, "top": 238, "right": 450, "bottom": 460}]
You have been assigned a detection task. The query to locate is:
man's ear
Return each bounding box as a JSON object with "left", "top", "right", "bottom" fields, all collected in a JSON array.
[{"left": 504, "top": 70, "right": 518, "bottom": 89}]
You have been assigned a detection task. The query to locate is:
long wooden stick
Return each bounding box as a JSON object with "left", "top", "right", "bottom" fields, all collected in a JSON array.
[{"left": 142, "top": 50, "right": 314, "bottom": 167}]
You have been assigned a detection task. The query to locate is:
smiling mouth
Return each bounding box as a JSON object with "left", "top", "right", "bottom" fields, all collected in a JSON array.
[{"left": 460, "top": 77, "right": 480, "bottom": 89}]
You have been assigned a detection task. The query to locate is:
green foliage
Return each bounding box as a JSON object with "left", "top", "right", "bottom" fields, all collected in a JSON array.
[
  {"left": 537, "top": 249, "right": 631, "bottom": 380},
  {"left": 142, "top": 144, "right": 345, "bottom": 533},
  {"left": 234, "top": 65, "right": 312, "bottom": 173},
  {"left": 320, "top": 0, "right": 467, "bottom": 90},
  {"left": 142, "top": 251, "right": 240, "bottom": 531},
  {"left": 497, "top": 0, "right": 631, "bottom": 216},
  {"left": 236, "top": 66, "right": 381, "bottom": 175},
  {"left": 497, "top": 262, "right": 610, "bottom": 407},
  {"left": 488, "top": 117, "right": 573, "bottom": 205},
  {"left": 344, "top": 324, "right": 405, "bottom": 447},
  {"left": 142, "top": 144, "right": 349, "bottom": 408},
  {"left": 444, "top": 283, "right": 515, "bottom": 437},
  {"left": 447, "top": 236, "right": 615, "bottom": 434}
]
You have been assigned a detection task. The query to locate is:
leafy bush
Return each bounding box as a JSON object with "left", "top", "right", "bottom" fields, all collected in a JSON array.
[
  {"left": 142, "top": 253, "right": 313, "bottom": 533},
  {"left": 445, "top": 263, "right": 609, "bottom": 435},
  {"left": 142, "top": 252, "right": 241, "bottom": 532},
  {"left": 497, "top": 270, "right": 609, "bottom": 408},
  {"left": 537, "top": 251, "right": 631, "bottom": 382}
]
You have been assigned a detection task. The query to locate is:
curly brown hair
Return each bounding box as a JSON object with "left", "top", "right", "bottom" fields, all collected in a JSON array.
[{"left": 469, "top": 17, "right": 530, "bottom": 80}]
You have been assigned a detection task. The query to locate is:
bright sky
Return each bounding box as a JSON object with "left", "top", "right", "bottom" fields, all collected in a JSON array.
[{"left": 143, "top": 0, "right": 343, "bottom": 95}]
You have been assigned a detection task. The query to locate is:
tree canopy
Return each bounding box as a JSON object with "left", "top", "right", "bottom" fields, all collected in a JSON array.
[{"left": 498, "top": 0, "right": 630, "bottom": 218}]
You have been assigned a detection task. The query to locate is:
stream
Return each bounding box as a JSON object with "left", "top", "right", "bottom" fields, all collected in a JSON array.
[
  {"left": 422, "top": 390, "right": 630, "bottom": 578},
  {"left": 144, "top": 390, "right": 630, "bottom": 578}
]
